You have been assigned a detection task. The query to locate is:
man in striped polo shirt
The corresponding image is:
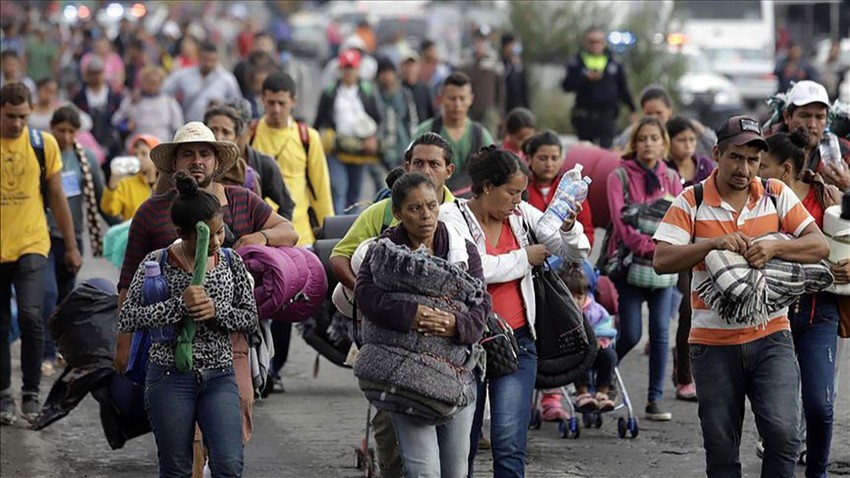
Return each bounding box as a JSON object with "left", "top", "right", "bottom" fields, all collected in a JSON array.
[{"left": 652, "top": 116, "right": 829, "bottom": 477}]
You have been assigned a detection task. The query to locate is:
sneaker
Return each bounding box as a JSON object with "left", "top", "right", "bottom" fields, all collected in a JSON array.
[
  {"left": 645, "top": 402, "right": 672, "bottom": 421},
  {"left": 541, "top": 392, "right": 568, "bottom": 421},
  {"left": 271, "top": 376, "right": 285, "bottom": 394},
  {"left": 0, "top": 394, "right": 16, "bottom": 426},
  {"left": 675, "top": 382, "right": 698, "bottom": 402},
  {"left": 478, "top": 435, "right": 491, "bottom": 450},
  {"left": 756, "top": 438, "right": 764, "bottom": 459},
  {"left": 41, "top": 361, "right": 56, "bottom": 377},
  {"left": 21, "top": 395, "right": 40, "bottom": 423}
]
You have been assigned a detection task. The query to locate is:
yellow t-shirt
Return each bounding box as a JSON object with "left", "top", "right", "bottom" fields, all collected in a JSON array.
[
  {"left": 1, "top": 127, "right": 63, "bottom": 263},
  {"left": 251, "top": 117, "right": 334, "bottom": 245},
  {"left": 101, "top": 172, "right": 153, "bottom": 221}
]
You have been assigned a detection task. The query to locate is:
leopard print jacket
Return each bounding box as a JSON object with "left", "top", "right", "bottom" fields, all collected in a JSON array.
[{"left": 118, "top": 249, "right": 258, "bottom": 370}]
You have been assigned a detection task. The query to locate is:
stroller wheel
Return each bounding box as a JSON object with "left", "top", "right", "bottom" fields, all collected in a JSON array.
[
  {"left": 617, "top": 417, "right": 627, "bottom": 439},
  {"left": 582, "top": 413, "right": 594, "bottom": 429},
  {"left": 595, "top": 413, "right": 603, "bottom": 428},
  {"left": 629, "top": 418, "right": 639, "bottom": 438},
  {"left": 569, "top": 417, "right": 580, "bottom": 439},
  {"left": 558, "top": 419, "right": 568, "bottom": 438}
]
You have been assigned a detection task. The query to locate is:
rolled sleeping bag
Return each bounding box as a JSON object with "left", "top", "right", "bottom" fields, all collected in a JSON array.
[
  {"left": 275, "top": 247, "right": 328, "bottom": 323},
  {"left": 236, "top": 244, "right": 300, "bottom": 321}
]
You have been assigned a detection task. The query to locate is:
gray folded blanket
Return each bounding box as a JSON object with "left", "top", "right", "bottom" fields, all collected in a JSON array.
[{"left": 355, "top": 239, "right": 485, "bottom": 418}]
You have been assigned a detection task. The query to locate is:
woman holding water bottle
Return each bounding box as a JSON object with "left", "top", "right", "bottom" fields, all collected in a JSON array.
[
  {"left": 606, "top": 116, "right": 682, "bottom": 422},
  {"left": 440, "top": 146, "right": 590, "bottom": 477},
  {"left": 118, "top": 171, "right": 258, "bottom": 477},
  {"left": 524, "top": 130, "right": 598, "bottom": 421}
]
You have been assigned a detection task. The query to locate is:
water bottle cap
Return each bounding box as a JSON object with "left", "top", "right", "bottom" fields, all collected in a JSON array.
[
  {"left": 583, "top": 176, "right": 593, "bottom": 185},
  {"left": 144, "top": 261, "right": 161, "bottom": 277},
  {"left": 573, "top": 164, "right": 584, "bottom": 173}
]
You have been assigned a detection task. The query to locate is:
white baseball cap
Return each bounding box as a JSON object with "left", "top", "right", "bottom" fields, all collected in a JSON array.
[{"left": 785, "top": 80, "right": 830, "bottom": 109}]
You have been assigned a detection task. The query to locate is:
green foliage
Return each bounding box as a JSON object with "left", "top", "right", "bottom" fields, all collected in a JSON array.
[
  {"left": 508, "top": 0, "right": 688, "bottom": 133},
  {"left": 509, "top": 1, "right": 614, "bottom": 64}
]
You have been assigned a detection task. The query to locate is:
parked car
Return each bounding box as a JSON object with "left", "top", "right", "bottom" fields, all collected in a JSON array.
[
  {"left": 702, "top": 46, "right": 778, "bottom": 109},
  {"left": 676, "top": 47, "right": 744, "bottom": 129}
]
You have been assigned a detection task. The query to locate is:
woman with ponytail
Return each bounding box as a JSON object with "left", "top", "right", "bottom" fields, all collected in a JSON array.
[
  {"left": 759, "top": 127, "right": 842, "bottom": 475},
  {"left": 119, "top": 171, "right": 258, "bottom": 478}
]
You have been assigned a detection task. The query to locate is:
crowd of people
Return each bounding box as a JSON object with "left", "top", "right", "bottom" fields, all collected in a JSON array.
[{"left": 1, "top": 7, "right": 849, "bottom": 478}]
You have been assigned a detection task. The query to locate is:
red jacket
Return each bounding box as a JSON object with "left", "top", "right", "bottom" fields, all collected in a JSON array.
[{"left": 527, "top": 172, "right": 595, "bottom": 248}]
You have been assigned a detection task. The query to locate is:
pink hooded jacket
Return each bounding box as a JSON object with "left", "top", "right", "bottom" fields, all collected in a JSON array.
[{"left": 606, "top": 158, "right": 682, "bottom": 259}]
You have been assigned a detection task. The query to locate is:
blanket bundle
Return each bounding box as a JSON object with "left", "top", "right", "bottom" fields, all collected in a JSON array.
[
  {"left": 696, "top": 233, "right": 834, "bottom": 327},
  {"left": 354, "top": 238, "right": 484, "bottom": 422}
]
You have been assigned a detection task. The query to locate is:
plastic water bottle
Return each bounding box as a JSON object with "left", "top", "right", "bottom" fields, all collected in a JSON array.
[
  {"left": 143, "top": 261, "right": 173, "bottom": 342},
  {"left": 538, "top": 165, "right": 592, "bottom": 237},
  {"left": 820, "top": 130, "right": 846, "bottom": 172}
]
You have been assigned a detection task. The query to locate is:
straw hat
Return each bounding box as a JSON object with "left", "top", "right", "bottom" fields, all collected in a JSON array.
[{"left": 149, "top": 122, "right": 240, "bottom": 179}]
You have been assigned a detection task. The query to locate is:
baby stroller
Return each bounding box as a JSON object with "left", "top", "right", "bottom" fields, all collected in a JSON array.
[{"left": 529, "top": 263, "right": 639, "bottom": 439}]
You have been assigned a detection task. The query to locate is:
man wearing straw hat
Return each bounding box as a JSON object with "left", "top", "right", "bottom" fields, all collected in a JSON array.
[{"left": 113, "top": 122, "right": 298, "bottom": 472}]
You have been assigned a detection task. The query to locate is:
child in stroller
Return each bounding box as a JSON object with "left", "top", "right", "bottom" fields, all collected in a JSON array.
[
  {"left": 561, "top": 265, "right": 619, "bottom": 412},
  {"left": 537, "top": 259, "right": 619, "bottom": 420}
]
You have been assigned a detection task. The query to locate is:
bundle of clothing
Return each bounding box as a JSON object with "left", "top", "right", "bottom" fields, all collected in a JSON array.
[
  {"left": 354, "top": 238, "right": 484, "bottom": 423},
  {"left": 696, "top": 233, "right": 834, "bottom": 327}
]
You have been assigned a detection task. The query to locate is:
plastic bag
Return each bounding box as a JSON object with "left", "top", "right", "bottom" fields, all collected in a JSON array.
[
  {"left": 103, "top": 220, "right": 132, "bottom": 269},
  {"left": 48, "top": 278, "right": 119, "bottom": 369}
]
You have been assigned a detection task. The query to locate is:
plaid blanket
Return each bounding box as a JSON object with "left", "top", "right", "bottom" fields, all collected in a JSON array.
[{"left": 695, "top": 233, "right": 834, "bottom": 327}]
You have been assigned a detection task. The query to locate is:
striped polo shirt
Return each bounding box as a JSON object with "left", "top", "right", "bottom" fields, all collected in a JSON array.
[
  {"left": 653, "top": 171, "right": 814, "bottom": 346},
  {"left": 118, "top": 186, "right": 272, "bottom": 290}
]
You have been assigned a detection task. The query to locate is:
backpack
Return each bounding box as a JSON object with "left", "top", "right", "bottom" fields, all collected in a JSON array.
[
  {"left": 30, "top": 128, "right": 48, "bottom": 201},
  {"left": 430, "top": 116, "right": 485, "bottom": 198},
  {"left": 296, "top": 121, "right": 325, "bottom": 234},
  {"left": 596, "top": 166, "right": 677, "bottom": 279}
]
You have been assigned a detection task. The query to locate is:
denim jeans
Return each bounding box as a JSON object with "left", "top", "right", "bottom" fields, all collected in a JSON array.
[
  {"left": 615, "top": 281, "right": 674, "bottom": 403},
  {"left": 42, "top": 237, "right": 80, "bottom": 360},
  {"left": 691, "top": 330, "right": 801, "bottom": 478},
  {"left": 145, "top": 363, "right": 243, "bottom": 478},
  {"left": 468, "top": 326, "right": 537, "bottom": 478},
  {"left": 327, "top": 154, "right": 366, "bottom": 214},
  {"left": 391, "top": 398, "right": 476, "bottom": 478},
  {"left": 580, "top": 346, "right": 618, "bottom": 389},
  {"left": 790, "top": 294, "right": 839, "bottom": 478},
  {"left": 0, "top": 254, "right": 48, "bottom": 396},
  {"left": 372, "top": 409, "right": 403, "bottom": 478}
]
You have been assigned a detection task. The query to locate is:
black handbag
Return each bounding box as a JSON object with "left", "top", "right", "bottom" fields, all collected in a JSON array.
[{"left": 479, "top": 313, "right": 519, "bottom": 379}]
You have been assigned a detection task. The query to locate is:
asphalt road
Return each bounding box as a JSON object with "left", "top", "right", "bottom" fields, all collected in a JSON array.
[{"left": 1, "top": 254, "right": 848, "bottom": 478}]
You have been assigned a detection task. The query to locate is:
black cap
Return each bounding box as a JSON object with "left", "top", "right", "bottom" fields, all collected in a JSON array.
[
  {"left": 376, "top": 57, "right": 396, "bottom": 74},
  {"left": 500, "top": 32, "right": 516, "bottom": 48},
  {"left": 716, "top": 115, "right": 769, "bottom": 152}
]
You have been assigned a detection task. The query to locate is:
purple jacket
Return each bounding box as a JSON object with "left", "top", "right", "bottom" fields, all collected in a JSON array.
[
  {"left": 666, "top": 155, "right": 717, "bottom": 188},
  {"left": 355, "top": 222, "right": 490, "bottom": 345},
  {"left": 607, "top": 158, "right": 683, "bottom": 258}
]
